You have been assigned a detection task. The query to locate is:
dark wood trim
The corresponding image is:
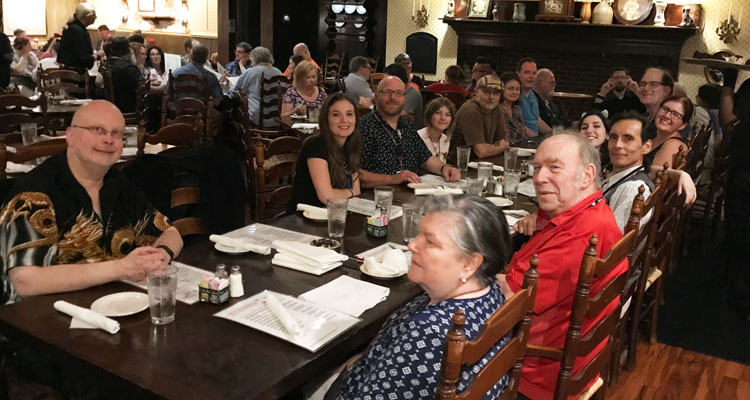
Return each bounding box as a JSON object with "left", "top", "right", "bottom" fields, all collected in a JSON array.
[
  {"left": 260, "top": 0, "right": 274, "bottom": 48},
  {"left": 218, "top": 0, "right": 230, "bottom": 65}
]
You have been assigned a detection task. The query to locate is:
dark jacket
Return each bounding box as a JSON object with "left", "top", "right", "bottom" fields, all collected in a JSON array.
[
  {"left": 109, "top": 57, "right": 141, "bottom": 113},
  {"left": 0, "top": 33, "right": 12, "bottom": 88},
  {"left": 57, "top": 19, "right": 94, "bottom": 72}
]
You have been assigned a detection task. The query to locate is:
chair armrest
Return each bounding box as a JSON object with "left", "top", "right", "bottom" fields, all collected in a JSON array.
[{"left": 526, "top": 344, "right": 563, "bottom": 361}]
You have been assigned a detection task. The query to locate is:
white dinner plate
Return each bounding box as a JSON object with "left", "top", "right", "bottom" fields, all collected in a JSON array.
[
  {"left": 359, "top": 265, "right": 406, "bottom": 279},
  {"left": 486, "top": 197, "right": 514, "bottom": 207},
  {"left": 90, "top": 292, "right": 149, "bottom": 317},
  {"left": 303, "top": 210, "right": 328, "bottom": 221},
  {"left": 407, "top": 182, "right": 436, "bottom": 190},
  {"left": 214, "top": 243, "right": 250, "bottom": 254}
]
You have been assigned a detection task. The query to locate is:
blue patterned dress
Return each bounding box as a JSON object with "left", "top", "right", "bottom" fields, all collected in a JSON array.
[{"left": 333, "top": 282, "right": 510, "bottom": 400}]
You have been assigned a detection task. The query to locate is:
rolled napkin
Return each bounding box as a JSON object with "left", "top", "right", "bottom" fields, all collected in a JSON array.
[
  {"left": 60, "top": 99, "right": 92, "bottom": 106},
  {"left": 54, "top": 300, "right": 120, "bottom": 334},
  {"left": 504, "top": 209, "right": 530, "bottom": 218},
  {"left": 296, "top": 204, "right": 328, "bottom": 219},
  {"left": 291, "top": 122, "right": 319, "bottom": 130},
  {"left": 209, "top": 234, "right": 272, "bottom": 255},
  {"left": 265, "top": 293, "right": 301, "bottom": 337},
  {"left": 414, "top": 187, "right": 464, "bottom": 196},
  {"left": 272, "top": 240, "right": 348, "bottom": 265},
  {"left": 468, "top": 162, "right": 504, "bottom": 172}
]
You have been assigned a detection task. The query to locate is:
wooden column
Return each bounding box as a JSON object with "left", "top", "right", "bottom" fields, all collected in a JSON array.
[
  {"left": 260, "top": 0, "right": 273, "bottom": 48},
  {"left": 217, "top": 0, "right": 230, "bottom": 64}
]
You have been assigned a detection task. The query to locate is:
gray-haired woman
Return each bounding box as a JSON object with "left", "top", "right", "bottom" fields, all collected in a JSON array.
[{"left": 327, "top": 195, "right": 513, "bottom": 400}]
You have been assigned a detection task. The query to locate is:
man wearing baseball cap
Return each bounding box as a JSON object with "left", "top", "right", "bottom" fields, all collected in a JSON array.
[{"left": 449, "top": 75, "right": 509, "bottom": 162}]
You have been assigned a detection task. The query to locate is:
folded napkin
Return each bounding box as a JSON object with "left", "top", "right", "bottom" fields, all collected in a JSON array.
[
  {"left": 505, "top": 215, "right": 521, "bottom": 230},
  {"left": 363, "top": 248, "right": 409, "bottom": 276},
  {"left": 296, "top": 204, "right": 328, "bottom": 219},
  {"left": 60, "top": 99, "right": 92, "bottom": 106},
  {"left": 6, "top": 162, "right": 34, "bottom": 174},
  {"left": 272, "top": 240, "right": 348, "bottom": 265},
  {"left": 517, "top": 179, "right": 536, "bottom": 197},
  {"left": 504, "top": 209, "right": 530, "bottom": 218},
  {"left": 265, "top": 293, "right": 302, "bottom": 337},
  {"left": 271, "top": 252, "right": 342, "bottom": 275},
  {"left": 468, "top": 162, "right": 504, "bottom": 172},
  {"left": 299, "top": 275, "right": 390, "bottom": 317},
  {"left": 54, "top": 300, "right": 120, "bottom": 334},
  {"left": 209, "top": 234, "right": 272, "bottom": 255},
  {"left": 414, "top": 187, "right": 464, "bottom": 196},
  {"left": 291, "top": 123, "right": 319, "bottom": 130}
]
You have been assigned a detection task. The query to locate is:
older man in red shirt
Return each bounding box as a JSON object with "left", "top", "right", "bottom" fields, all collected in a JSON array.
[{"left": 497, "top": 133, "right": 626, "bottom": 400}]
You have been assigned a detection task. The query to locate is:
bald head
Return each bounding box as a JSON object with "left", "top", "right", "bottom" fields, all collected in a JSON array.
[
  {"left": 71, "top": 100, "right": 125, "bottom": 128},
  {"left": 66, "top": 100, "right": 125, "bottom": 177},
  {"left": 375, "top": 76, "right": 407, "bottom": 118},
  {"left": 293, "top": 43, "right": 311, "bottom": 60}
]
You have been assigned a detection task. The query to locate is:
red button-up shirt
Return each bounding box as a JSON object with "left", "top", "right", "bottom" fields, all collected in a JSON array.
[{"left": 506, "top": 190, "right": 626, "bottom": 400}]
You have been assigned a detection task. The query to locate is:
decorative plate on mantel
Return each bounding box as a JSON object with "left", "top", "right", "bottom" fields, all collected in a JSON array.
[{"left": 613, "top": 0, "right": 653, "bottom": 25}]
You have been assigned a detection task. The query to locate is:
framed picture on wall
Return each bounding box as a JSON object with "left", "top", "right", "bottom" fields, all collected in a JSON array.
[
  {"left": 467, "top": 0, "right": 491, "bottom": 18},
  {"left": 138, "top": 0, "right": 155, "bottom": 12}
]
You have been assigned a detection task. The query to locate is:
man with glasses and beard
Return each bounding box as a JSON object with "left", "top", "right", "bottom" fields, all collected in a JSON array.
[{"left": 594, "top": 67, "right": 646, "bottom": 116}]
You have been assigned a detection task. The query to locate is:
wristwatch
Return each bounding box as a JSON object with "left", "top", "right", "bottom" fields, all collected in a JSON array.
[{"left": 156, "top": 245, "right": 174, "bottom": 264}]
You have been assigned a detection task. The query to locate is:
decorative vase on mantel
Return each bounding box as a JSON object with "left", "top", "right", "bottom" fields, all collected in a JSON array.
[
  {"left": 455, "top": 0, "right": 468, "bottom": 18},
  {"left": 592, "top": 0, "right": 614, "bottom": 24},
  {"left": 512, "top": 3, "right": 526, "bottom": 22},
  {"left": 492, "top": 1, "right": 501, "bottom": 21}
]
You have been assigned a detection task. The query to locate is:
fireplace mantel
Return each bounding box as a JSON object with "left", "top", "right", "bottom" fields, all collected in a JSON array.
[{"left": 442, "top": 18, "right": 697, "bottom": 58}]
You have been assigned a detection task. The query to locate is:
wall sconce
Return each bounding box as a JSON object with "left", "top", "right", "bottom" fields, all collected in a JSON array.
[
  {"left": 412, "top": 0, "right": 430, "bottom": 28},
  {"left": 120, "top": 0, "right": 129, "bottom": 24},
  {"left": 177, "top": 0, "right": 190, "bottom": 28},
  {"left": 716, "top": 1, "right": 741, "bottom": 43}
]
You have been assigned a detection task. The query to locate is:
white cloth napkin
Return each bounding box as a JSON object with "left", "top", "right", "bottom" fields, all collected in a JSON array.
[
  {"left": 60, "top": 99, "right": 92, "bottom": 106},
  {"left": 271, "top": 252, "right": 342, "bottom": 275},
  {"left": 296, "top": 204, "right": 328, "bottom": 219},
  {"left": 363, "top": 248, "right": 409, "bottom": 276},
  {"left": 414, "top": 187, "right": 464, "bottom": 196},
  {"left": 272, "top": 240, "right": 348, "bottom": 264},
  {"left": 265, "top": 293, "right": 302, "bottom": 337},
  {"left": 291, "top": 123, "right": 319, "bottom": 130},
  {"left": 505, "top": 209, "right": 530, "bottom": 218},
  {"left": 517, "top": 179, "right": 536, "bottom": 197},
  {"left": 209, "top": 234, "right": 272, "bottom": 255},
  {"left": 299, "top": 275, "right": 390, "bottom": 317},
  {"left": 468, "top": 162, "right": 504, "bottom": 172},
  {"left": 6, "top": 162, "right": 34, "bottom": 174},
  {"left": 54, "top": 301, "right": 120, "bottom": 334}
]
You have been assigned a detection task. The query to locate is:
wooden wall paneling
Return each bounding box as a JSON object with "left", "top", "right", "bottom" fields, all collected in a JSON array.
[
  {"left": 260, "top": 0, "right": 273, "bottom": 49},
  {"left": 88, "top": 30, "right": 218, "bottom": 58},
  {"left": 217, "top": 0, "right": 229, "bottom": 65}
]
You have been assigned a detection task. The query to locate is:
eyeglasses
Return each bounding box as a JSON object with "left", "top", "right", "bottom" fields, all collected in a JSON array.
[
  {"left": 72, "top": 125, "right": 125, "bottom": 140},
  {"left": 658, "top": 105, "right": 684, "bottom": 121},
  {"left": 638, "top": 81, "right": 665, "bottom": 89},
  {"left": 377, "top": 89, "right": 406, "bottom": 97}
]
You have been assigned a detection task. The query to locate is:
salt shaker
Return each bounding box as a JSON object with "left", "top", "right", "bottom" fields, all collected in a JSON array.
[
  {"left": 229, "top": 265, "right": 244, "bottom": 298},
  {"left": 215, "top": 264, "right": 228, "bottom": 280}
]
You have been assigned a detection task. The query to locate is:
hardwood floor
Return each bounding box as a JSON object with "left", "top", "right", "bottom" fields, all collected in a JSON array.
[{"left": 607, "top": 342, "right": 750, "bottom": 400}]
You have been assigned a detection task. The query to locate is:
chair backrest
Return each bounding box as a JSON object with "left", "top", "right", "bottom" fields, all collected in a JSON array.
[
  {"left": 644, "top": 166, "right": 683, "bottom": 278},
  {"left": 369, "top": 72, "right": 385, "bottom": 95},
  {"left": 0, "top": 138, "right": 67, "bottom": 178},
  {"left": 0, "top": 94, "right": 44, "bottom": 114},
  {"left": 137, "top": 121, "right": 203, "bottom": 156},
  {"left": 170, "top": 187, "right": 209, "bottom": 236},
  {"left": 0, "top": 113, "right": 37, "bottom": 135},
  {"left": 253, "top": 135, "right": 301, "bottom": 221},
  {"left": 684, "top": 123, "right": 712, "bottom": 179},
  {"left": 167, "top": 70, "right": 209, "bottom": 103},
  {"left": 437, "top": 256, "right": 540, "bottom": 400},
  {"left": 436, "top": 90, "right": 466, "bottom": 110},
  {"left": 258, "top": 73, "right": 289, "bottom": 128},
  {"left": 671, "top": 144, "right": 688, "bottom": 171},
  {"left": 553, "top": 231, "right": 636, "bottom": 399},
  {"left": 39, "top": 67, "right": 91, "bottom": 99},
  {"left": 99, "top": 60, "right": 115, "bottom": 103},
  {"left": 324, "top": 51, "right": 346, "bottom": 80}
]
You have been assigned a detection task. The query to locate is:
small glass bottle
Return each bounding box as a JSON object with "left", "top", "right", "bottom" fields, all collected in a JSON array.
[
  {"left": 215, "top": 264, "right": 228, "bottom": 280},
  {"left": 229, "top": 265, "right": 244, "bottom": 298}
]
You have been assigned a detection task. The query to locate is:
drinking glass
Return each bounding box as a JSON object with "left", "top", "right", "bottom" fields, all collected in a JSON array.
[
  {"left": 374, "top": 186, "right": 395, "bottom": 218},
  {"left": 327, "top": 198, "right": 348, "bottom": 238},
  {"left": 456, "top": 146, "right": 471, "bottom": 173},
  {"left": 59, "top": 86, "right": 69, "bottom": 100},
  {"left": 477, "top": 162, "right": 493, "bottom": 187},
  {"left": 504, "top": 147, "right": 519, "bottom": 172},
  {"left": 123, "top": 126, "right": 138, "bottom": 148},
  {"left": 465, "top": 178, "right": 484, "bottom": 196},
  {"left": 307, "top": 106, "right": 320, "bottom": 123},
  {"left": 504, "top": 171, "right": 521, "bottom": 201},
  {"left": 402, "top": 203, "right": 422, "bottom": 243},
  {"left": 20, "top": 123, "right": 37, "bottom": 146},
  {"left": 147, "top": 265, "right": 178, "bottom": 325}
]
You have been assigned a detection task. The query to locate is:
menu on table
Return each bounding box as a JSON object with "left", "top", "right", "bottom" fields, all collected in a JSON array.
[
  {"left": 123, "top": 262, "right": 209, "bottom": 305},
  {"left": 214, "top": 290, "right": 361, "bottom": 352},
  {"left": 347, "top": 198, "right": 403, "bottom": 220},
  {"left": 223, "top": 224, "right": 321, "bottom": 249}
]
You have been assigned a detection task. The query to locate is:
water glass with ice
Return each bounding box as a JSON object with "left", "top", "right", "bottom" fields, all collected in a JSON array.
[
  {"left": 504, "top": 171, "right": 521, "bottom": 201},
  {"left": 477, "top": 162, "right": 493, "bottom": 186},
  {"left": 20, "top": 123, "right": 37, "bottom": 146},
  {"left": 147, "top": 264, "right": 178, "bottom": 325},
  {"left": 456, "top": 146, "right": 471, "bottom": 173},
  {"left": 327, "top": 198, "right": 348, "bottom": 238},
  {"left": 402, "top": 203, "right": 422, "bottom": 243},
  {"left": 504, "top": 147, "right": 519, "bottom": 172},
  {"left": 374, "top": 186, "right": 394, "bottom": 218},
  {"left": 465, "top": 178, "right": 484, "bottom": 196}
]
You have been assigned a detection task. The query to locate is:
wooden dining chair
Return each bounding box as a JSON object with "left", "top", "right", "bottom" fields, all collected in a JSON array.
[
  {"left": 257, "top": 72, "right": 289, "bottom": 129},
  {"left": 38, "top": 67, "right": 91, "bottom": 99},
  {"left": 436, "top": 90, "right": 466, "bottom": 110},
  {"left": 698, "top": 121, "right": 736, "bottom": 241},
  {"left": 684, "top": 124, "right": 712, "bottom": 180},
  {"left": 170, "top": 186, "right": 209, "bottom": 236},
  {"left": 252, "top": 135, "right": 301, "bottom": 221},
  {"left": 0, "top": 138, "right": 68, "bottom": 178},
  {"left": 166, "top": 70, "right": 209, "bottom": 103},
  {"left": 526, "top": 231, "right": 637, "bottom": 400},
  {"left": 136, "top": 121, "right": 203, "bottom": 156},
  {"left": 369, "top": 72, "right": 385, "bottom": 94},
  {"left": 100, "top": 61, "right": 148, "bottom": 127},
  {"left": 609, "top": 181, "right": 663, "bottom": 387},
  {"left": 161, "top": 97, "right": 213, "bottom": 139},
  {"left": 436, "top": 256, "right": 539, "bottom": 400}
]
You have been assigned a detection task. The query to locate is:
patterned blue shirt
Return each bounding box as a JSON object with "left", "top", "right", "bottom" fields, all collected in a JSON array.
[
  {"left": 334, "top": 283, "right": 510, "bottom": 400},
  {"left": 520, "top": 89, "right": 540, "bottom": 134}
]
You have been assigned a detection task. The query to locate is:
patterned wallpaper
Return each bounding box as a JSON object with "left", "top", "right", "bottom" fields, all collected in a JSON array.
[
  {"left": 385, "top": 1, "right": 458, "bottom": 80},
  {"left": 386, "top": 1, "right": 749, "bottom": 96}
]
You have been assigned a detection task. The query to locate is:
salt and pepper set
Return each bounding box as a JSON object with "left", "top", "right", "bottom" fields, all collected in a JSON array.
[{"left": 199, "top": 263, "right": 244, "bottom": 304}]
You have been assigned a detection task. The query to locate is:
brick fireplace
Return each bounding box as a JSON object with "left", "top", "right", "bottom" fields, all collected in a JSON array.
[{"left": 443, "top": 19, "right": 698, "bottom": 120}]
